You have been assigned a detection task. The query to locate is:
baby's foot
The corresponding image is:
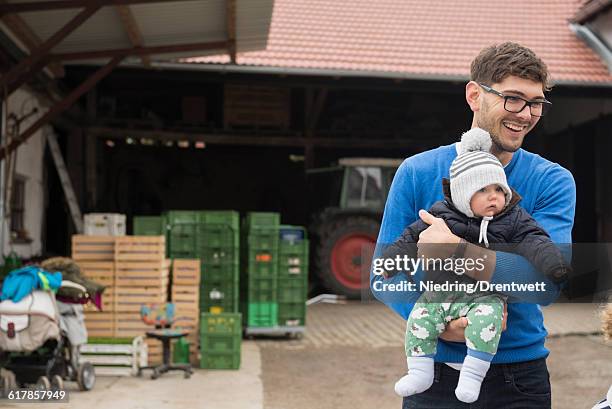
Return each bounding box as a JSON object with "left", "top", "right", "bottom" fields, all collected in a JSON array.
[
  {"left": 394, "top": 356, "right": 434, "bottom": 397},
  {"left": 455, "top": 355, "right": 490, "bottom": 403}
]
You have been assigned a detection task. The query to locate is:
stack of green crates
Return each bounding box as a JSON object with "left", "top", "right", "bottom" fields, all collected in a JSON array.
[
  {"left": 197, "top": 211, "right": 240, "bottom": 313},
  {"left": 277, "top": 225, "right": 308, "bottom": 327},
  {"left": 155, "top": 210, "right": 240, "bottom": 313},
  {"left": 200, "top": 312, "right": 241, "bottom": 369},
  {"left": 242, "top": 212, "right": 280, "bottom": 327},
  {"left": 166, "top": 211, "right": 199, "bottom": 258},
  {"left": 133, "top": 215, "right": 167, "bottom": 236}
]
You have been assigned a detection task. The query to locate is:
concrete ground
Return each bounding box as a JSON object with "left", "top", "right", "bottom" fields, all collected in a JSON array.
[{"left": 5, "top": 302, "right": 611, "bottom": 409}]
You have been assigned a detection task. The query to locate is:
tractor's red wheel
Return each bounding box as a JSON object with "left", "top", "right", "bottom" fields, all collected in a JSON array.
[
  {"left": 331, "top": 233, "right": 376, "bottom": 290},
  {"left": 315, "top": 216, "right": 380, "bottom": 298}
]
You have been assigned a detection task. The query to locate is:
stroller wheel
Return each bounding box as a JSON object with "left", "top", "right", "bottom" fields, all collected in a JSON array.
[
  {"left": 77, "top": 362, "right": 95, "bottom": 391},
  {"left": 36, "top": 376, "right": 51, "bottom": 391},
  {"left": 51, "top": 375, "right": 64, "bottom": 391}
]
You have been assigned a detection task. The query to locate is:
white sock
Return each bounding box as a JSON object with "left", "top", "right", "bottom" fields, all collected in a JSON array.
[
  {"left": 394, "top": 356, "right": 434, "bottom": 397},
  {"left": 455, "top": 355, "right": 490, "bottom": 403}
]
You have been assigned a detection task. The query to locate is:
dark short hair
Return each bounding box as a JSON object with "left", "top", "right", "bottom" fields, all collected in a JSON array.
[{"left": 471, "top": 42, "right": 551, "bottom": 91}]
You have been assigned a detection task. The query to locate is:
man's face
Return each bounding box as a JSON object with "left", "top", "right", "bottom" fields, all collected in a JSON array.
[{"left": 475, "top": 76, "right": 544, "bottom": 153}]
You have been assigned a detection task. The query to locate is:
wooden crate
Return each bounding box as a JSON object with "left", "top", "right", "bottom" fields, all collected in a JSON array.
[
  {"left": 115, "top": 236, "right": 165, "bottom": 262},
  {"left": 84, "top": 312, "right": 115, "bottom": 337},
  {"left": 145, "top": 338, "right": 163, "bottom": 365},
  {"left": 114, "top": 287, "right": 168, "bottom": 313},
  {"left": 171, "top": 285, "right": 199, "bottom": 309},
  {"left": 78, "top": 261, "right": 115, "bottom": 287},
  {"left": 114, "top": 311, "right": 159, "bottom": 338},
  {"left": 171, "top": 259, "right": 200, "bottom": 286},
  {"left": 115, "top": 260, "right": 170, "bottom": 287},
  {"left": 72, "top": 235, "right": 116, "bottom": 261}
]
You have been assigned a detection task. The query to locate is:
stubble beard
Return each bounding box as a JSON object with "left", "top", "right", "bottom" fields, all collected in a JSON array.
[{"left": 476, "top": 101, "right": 523, "bottom": 154}]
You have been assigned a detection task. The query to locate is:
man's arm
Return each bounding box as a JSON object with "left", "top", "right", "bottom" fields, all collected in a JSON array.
[
  {"left": 489, "top": 167, "right": 575, "bottom": 303},
  {"left": 418, "top": 166, "right": 575, "bottom": 304},
  {"left": 371, "top": 160, "right": 422, "bottom": 319}
]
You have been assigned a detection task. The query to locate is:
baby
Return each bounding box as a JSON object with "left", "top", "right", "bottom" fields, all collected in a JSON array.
[{"left": 382, "top": 128, "right": 570, "bottom": 403}]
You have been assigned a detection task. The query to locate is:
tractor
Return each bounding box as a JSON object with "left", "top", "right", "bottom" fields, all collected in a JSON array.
[{"left": 308, "top": 157, "right": 403, "bottom": 298}]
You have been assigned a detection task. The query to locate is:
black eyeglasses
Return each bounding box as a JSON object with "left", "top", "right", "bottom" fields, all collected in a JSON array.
[{"left": 478, "top": 83, "right": 552, "bottom": 117}]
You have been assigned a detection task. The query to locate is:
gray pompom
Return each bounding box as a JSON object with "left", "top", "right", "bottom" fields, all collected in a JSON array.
[{"left": 458, "top": 128, "right": 492, "bottom": 155}]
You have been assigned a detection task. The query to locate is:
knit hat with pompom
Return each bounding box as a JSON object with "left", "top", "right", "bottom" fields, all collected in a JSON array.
[{"left": 450, "top": 128, "right": 512, "bottom": 218}]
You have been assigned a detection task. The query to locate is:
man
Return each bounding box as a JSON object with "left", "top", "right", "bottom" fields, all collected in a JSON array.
[{"left": 371, "top": 42, "right": 575, "bottom": 408}]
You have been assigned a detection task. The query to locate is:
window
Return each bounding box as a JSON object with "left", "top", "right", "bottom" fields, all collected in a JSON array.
[
  {"left": 345, "top": 166, "right": 383, "bottom": 208},
  {"left": 10, "top": 176, "right": 26, "bottom": 239}
]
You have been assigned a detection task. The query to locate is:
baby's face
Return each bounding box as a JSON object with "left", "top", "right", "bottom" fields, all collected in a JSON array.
[{"left": 470, "top": 184, "right": 506, "bottom": 217}]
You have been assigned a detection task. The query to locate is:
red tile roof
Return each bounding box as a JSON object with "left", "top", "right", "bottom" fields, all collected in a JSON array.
[{"left": 185, "top": 0, "right": 612, "bottom": 85}]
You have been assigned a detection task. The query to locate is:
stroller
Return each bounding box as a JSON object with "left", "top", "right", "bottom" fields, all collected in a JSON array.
[{"left": 0, "top": 282, "right": 96, "bottom": 394}]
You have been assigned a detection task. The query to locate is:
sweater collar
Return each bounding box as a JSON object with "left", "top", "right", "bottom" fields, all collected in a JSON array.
[{"left": 454, "top": 141, "right": 523, "bottom": 174}]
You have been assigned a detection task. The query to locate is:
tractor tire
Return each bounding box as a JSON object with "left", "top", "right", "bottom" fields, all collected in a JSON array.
[{"left": 315, "top": 215, "right": 380, "bottom": 299}]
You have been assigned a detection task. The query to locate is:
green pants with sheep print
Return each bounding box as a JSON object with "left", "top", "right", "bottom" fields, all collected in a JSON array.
[{"left": 405, "top": 293, "right": 504, "bottom": 357}]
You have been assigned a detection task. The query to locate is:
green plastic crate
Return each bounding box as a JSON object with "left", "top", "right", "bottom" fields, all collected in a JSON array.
[
  {"left": 199, "top": 312, "right": 242, "bottom": 370},
  {"left": 200, "top": 247, "right": 239, "bottom": 265},
  {"left": 201, "top": 262, "right": 239, "bottom": 282},
  {"left": 279, "top": 239, "right": 309, "bottom": 255},
  {"left": 200, "top": 333, "right": 241, "bottom": 353},
  {"left": 246, "top": 248, "right": 278, "bottom": 277},
  {"left": 165, "top": 210, "right": 199, "bottom": 225},
  {"left": 277, "top": 278, "right": 306, "bottom": 303},
  {"left": 247, "top": 230, "right": 279, "bottom": 250},
  {"left": 197, "top": 224, "right": 239, "bottom": 249},
  {"left": 198, "top": 211, "right": 240, "bottom": 231},
  {"left": 200, "top": 350, "right": 240, "bottom": 370},
  {"left": 133, "top": 216, "right": 166, "bottom": 236},
  {"left": 247, "top": 302, "right": 278, "bottom": 327},
  {"left": 247, "top": 276, "right": 277, "bottom": 302},
  {"left": 200, "top": 312, "right": 242, "bottom": 334},
  {"left": 244, "top": 212, "right": 280, "bottom": 229},
  {"left": 277, "top": 301, "right": 306, "bottom": 326},
  {"left": 200, "top": 280, "right": 239, "bottom": 312}
]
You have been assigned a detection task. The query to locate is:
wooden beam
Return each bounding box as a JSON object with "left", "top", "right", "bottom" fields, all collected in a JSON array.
[
  {"left": 0, "top": 0, "right": 200, "bottom": 15},
  {"left": 0, "top": 4, "right": 64, "bottom": 77},
  {"left": 86, "top": 126, "right": 435, "bottom": 150},
  {"left": 0, "top": 56, "right": 124, "bottom": 160},
  {"left": 0, "top": 4, "right": 100, "bottom": 95},
  {"left": 114, "top": 5, "right": 150, "bottom": 67},
  {"left": 51, "top": 41, "right": 229, "bottom": 61},
  {"left": 226, "top": 0, "right": 236, "bottom": 64},
  {"left": 307, "top": 88, "right": 328, "bottom": 131}
]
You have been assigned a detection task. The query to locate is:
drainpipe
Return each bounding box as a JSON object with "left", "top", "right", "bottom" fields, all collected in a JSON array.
[{"left": 570, "top": 23, "right": 612, "bottom": 74}]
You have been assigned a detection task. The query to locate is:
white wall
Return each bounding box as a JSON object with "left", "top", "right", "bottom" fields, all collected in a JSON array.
[{"left": 1, "top": 88, "right": 49, "bottom": 259}]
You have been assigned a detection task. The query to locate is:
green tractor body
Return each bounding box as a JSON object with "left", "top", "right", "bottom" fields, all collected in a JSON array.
[{"left": 309, "top": 158, "right": 403, "bottom": 298}]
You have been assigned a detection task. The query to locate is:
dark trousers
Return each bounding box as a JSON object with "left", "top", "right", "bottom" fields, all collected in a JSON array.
[{"left": 402, "top": 358, "right": 551, "bottom": 409}]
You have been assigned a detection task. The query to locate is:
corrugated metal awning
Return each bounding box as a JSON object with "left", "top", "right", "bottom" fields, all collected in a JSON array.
[{"left": 0, "top": 0, "right": 273, "bottom": 68}]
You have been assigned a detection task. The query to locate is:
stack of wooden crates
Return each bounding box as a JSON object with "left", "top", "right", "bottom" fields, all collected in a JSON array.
[
  {"left": 72, "top": 235, "right": 170, "bottom": 365},
  {"left": 170, "top": 259, "right": 200, "bottom": 365}
]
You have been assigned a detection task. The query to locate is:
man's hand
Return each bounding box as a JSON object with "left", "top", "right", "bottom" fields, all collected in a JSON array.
[
  {"left": 439, "top": 304, "right": 508, "bottom": 342},
  {"left": 417, "top": 210, "right": 461, "bottom": 259},
  {"left": 439, "top": 317, "right": 468, "bottom": 342},
  {"left": 417, "top": 210, "right": 461, "bottom": 245}
]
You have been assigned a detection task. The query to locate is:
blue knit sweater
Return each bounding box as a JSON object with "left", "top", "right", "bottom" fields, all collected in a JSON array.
[{"left": 371, "top": 143, "right": 576, "bottom": 364}]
